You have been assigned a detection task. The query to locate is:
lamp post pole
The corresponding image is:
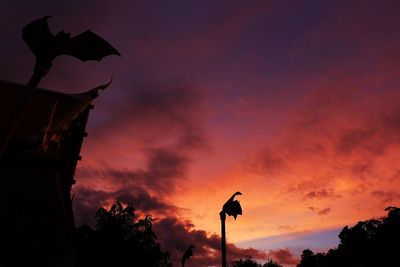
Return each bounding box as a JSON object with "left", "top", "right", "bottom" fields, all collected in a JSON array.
[
  {"left": 220, "top": 211, "right": 227, "bottom": 267},
  {"left": 220, "top": 191, "right": 242, "bottom": 267}
]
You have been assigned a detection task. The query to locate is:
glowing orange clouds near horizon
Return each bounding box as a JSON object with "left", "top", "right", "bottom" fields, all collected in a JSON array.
[{"left": 76, "top": 72, "right": 400, "bottom": 249}]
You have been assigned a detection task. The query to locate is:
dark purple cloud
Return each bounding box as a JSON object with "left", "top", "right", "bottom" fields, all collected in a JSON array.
[
  {"left": 73, "top": 187, "right": 178, "bottom": 226},
  {"left": 73, "top": 145, "right": 189, "bottom": 226},
  {"left": 73, "top": 81, "right": 209, "bottom": 225},
  {"left": 317, "top": 208, "right": 331, "bottom": 216},
  {"left": 371, "top": 191, "right": 400, "bottom": 205},
  {"left": 250, "top": 84, "right": 400, "bottom": 207},
  {"left": 76, "top": 147, "right": 188, "bottom": 194},
  {"left": 308, "top": 207, "right": 331, "bottom": 216},
  {"left": 154, "top": 216, "right": 270, "bottom": 267},
  {"left": 267, "top": 248, "right": 298, "bottom": 266},
  {"left": 86, "top": 81, "right": 207, "bottom": 149},
  {"left": 305, "top": 189, "right": 341, "bottom": 200},
  {"left": 249, "top": 148, "right": 288, "bottom": 176}
]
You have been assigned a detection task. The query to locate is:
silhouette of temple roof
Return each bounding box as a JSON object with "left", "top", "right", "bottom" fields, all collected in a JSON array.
[
  {"left": 0, "top": 80, "right": 112, "bottom": 266},
  {"left": 0, "top": 80, "right": 110, "bottom": 153}
]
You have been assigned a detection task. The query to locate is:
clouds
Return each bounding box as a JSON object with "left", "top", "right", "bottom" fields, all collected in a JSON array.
[
  {"left": 77, "top": 147, "right": 188, "bottom": 194},
  {"left": 154, "top": 216, "right": 272, "bottom": 267},
  {"left": 308, "top": 207, "right": 332, "bottom": 216},
  {"left": 89, "top": 81, "right": 207, "bottom": 147},
  {"left": 253, "top": 84, "right": 400, "bottom": 191},
  {"left": 73, "top": 186, "right": 179, "bottom": 226},
  {"left": 74, "top": 83, "right": 208, "bottom": 195},
  {"left": 233, "top": 77, "right": 400, "bottom": 247},
  {"left": 73, "top": 163, "right": 278, "bottom": 267},
  {"left": 249, "top": 148, "right": 288, "bottom": 176},
  {"left": 73, "top": 80, "right": 209, "bottom": 239},
  {"left": 305, "top": 189, "right": 341, "bottom": 200},
  {"left": 71, "top": 78, "right": 252, "bottom": 266},
  {"left": 75, "top": 80, "right": 208, "bottom": 203},
  {"left": 73, "top": 146, "right": 189, "bottom": 225},
  {"left": 371, "top": 191, "right": 400, "bottom": 205},
  {"left": 267, "top": 248, "right": 298, "bottom": 266}
]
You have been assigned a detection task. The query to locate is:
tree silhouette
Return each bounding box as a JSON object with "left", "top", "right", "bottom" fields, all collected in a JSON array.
[
  {"left": 262, "top": 259, "right": 283, "bottom": 267},
  {"left": 75, "top": 201, "right": 171, "bottom": 267},
  {"left": 232, "top": 257, "right": 283, "bottom": 267},
  {"left": 297, "top": 207, "right": 400, "bottom": 267},
  {"left": 181, "top": 244, "right": 194, "bottom": 267},
  {"left": 232, "top": 257, "right": 260, "bottom": 267}
]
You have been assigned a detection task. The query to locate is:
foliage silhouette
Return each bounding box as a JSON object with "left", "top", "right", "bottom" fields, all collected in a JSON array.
[
  {"left": 75, "top": 201, "right": 171, "bottom": 267},
  {"left": 297, "top": 206, "right": 400, "bottom": 267},
  {"left": 231, "top": 256, "right": 283, "bottom": 267},
  {"left": 181, "top": 244, "right": 194, "bottom": 267}
]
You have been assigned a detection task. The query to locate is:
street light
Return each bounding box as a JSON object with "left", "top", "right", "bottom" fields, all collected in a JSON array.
[{"left": 220, "top": 191, "right": 242, "bottom": 267}]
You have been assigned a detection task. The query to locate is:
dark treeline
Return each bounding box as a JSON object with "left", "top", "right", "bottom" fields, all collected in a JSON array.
[
  {"left": 74, "top": 201, "right": 171, "bottom": 267},
  {"left": 74, "top": 203, "right": 399, "bottom": 267},
  {"left": 232, "top": 257, "right": 282, "bottom": 267},
  {"left": 297, "top": 206, "right": 400, "bottom": 267}
]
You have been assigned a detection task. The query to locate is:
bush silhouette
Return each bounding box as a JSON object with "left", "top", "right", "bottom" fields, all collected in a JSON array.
[{"left": 75, "top": 201, "right": 171, "bottom": 267}]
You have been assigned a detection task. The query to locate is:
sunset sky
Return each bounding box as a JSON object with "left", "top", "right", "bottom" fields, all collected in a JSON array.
[{"left": 2, "top": 1, "right": 400, "bottom": 266}]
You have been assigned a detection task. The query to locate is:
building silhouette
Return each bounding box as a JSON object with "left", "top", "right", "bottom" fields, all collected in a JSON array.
[{"left": 0, "top": 80, "right": 108, "bottom": 267}]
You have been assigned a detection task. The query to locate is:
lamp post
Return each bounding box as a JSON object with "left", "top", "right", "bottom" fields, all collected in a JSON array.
[{"left": 220, "top": 191, "right": 242, "bottom": 267}]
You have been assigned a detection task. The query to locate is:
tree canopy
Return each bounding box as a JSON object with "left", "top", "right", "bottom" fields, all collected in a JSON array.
[
  {"left": 74, "top": 201, "right": 171, "bottom": 267},
  {"left": 297, "top": 207, "right": 400, "bottom": 267},
  {"left": 232, "top": 256, "right": 283, "bottom": 267}
]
